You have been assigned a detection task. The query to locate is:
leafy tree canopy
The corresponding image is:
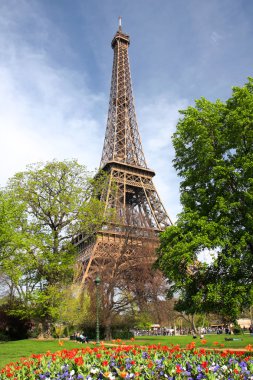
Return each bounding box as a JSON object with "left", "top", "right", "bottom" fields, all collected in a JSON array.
[
  {"left": 157, "top": 77, "right": 253, "bottom": 321},
  {"left": 0, "top": 159, "right": 107, "bottom": 323}
]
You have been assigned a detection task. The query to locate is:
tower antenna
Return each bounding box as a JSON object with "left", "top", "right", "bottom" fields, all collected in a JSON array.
[{"left": 118, "top": 16, "right": 122, "bottom": 32}]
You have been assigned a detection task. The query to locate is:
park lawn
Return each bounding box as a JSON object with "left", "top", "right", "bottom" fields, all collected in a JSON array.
[
  {"left": 0, "top": 340, "right": 83, "bottom": 368},
  {"left": 130, "top": 334, "right": 253, "bottom": 349},
  {"left": 0, "top": 334, "right": 252, "bottom": 369}
]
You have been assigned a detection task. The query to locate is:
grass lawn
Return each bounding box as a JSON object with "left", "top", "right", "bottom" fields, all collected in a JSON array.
[
  {"left": 0, "top": 334, "right": 252, "bottom": 369},
  {"left": 0, "top": 340, "right": 83, "bottom": 368},
  {"left": 132, "top": 333, "right": 253, "bottom": 349}
]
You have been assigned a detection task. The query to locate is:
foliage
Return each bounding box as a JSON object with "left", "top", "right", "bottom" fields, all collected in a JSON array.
[
  {"left": 51, "top": 284, "right": 90, "bottom": 333},
  {"left": 157, "top": 77, "right": 253, "bottom": 321},
  {"left": 0, "top": 190, "right": 27, "bottom": 263},
  {"left": 111, "top": 329, "right": 134, "bottom": 340},
  {"left": 0, "top": 343, "right": 252, "bottom": 379},
  {"left": 81, "top": 305, "right": 135, "bottom": 341},
  {"left": 135, "top": 312, "right": 153, "bottom": 330},
  {"left": 233, "top": 324, "right": 243, "bottom": 335},
  {"left": 0, "top": 304, "right": 31, "bottom": 340},
  {"left": 0, "top": 160, "right": 107, "bottom": 329}
]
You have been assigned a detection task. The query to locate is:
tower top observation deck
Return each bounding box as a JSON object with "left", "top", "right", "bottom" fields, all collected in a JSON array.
[{"left": 111, "top": 17, "right": 130, "bottom": 48}]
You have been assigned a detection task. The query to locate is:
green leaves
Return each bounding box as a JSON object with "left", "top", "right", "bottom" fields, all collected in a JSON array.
[
  {"left": 0, "top": 159, "right": 107, "bottom": 325},
  {"left": 158, "top": 77, "right": 253, "bottom": 320}
]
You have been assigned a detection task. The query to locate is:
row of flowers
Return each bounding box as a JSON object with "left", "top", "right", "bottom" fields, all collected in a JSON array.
[{"left": 0, "top": 342, "right": 252, "bottom": 380}]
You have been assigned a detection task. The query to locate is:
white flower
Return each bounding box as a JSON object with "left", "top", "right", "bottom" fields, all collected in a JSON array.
[
  {"left": 70, "top": 369, "right": 75, "bottom": 375},
  {"left": 90, "top": 367, "right": 99, "bottom": 374}
]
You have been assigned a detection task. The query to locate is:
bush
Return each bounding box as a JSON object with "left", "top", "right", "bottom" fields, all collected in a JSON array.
[
  {"left": 79, "top": 323, "right": 134, "bottom": 341},
  {"left": 112, "top": 329, "right": 134, "bottom": 340},
  {"left": 233, "top": 326, "right": 242, "bottom": 335},
  {"left": 81, "top": 326, "right": 106, "bottom": 340},
  {"left": 0, "top": 332, "right": 9, "bottom": 341},
  {"left": 28, "top": 324, "right": 41, "bottom": 339},
  {"left": 0, "top": 307, "right": 30, "bottom": 340}
]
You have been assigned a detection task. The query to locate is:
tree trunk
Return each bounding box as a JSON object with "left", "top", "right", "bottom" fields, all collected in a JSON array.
[
  {"left": 105, "top": 324, "right": 112, "bottom": 341},
  {"left": 105, "top": 314, "right": 112, "bottom": 341},
  {"left": 191, "top": 315, "right": 198, "bottom": 334},
  {"left": 37, "top": 319, "right": 52, "bottom": 339}
]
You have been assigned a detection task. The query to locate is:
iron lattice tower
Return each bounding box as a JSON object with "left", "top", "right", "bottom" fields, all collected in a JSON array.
[{"left": 76, "top": 19, "right": 172, "bottom": 282}]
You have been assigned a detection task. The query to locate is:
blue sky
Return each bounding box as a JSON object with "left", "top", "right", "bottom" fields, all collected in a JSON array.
[{"left": 0, "top": 0, "right": 252, "bottom": 222}]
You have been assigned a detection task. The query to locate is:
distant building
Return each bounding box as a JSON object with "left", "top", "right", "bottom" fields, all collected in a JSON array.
[
  {"left": 237, "top": 318, "right": 251, "bottom": 329},
  {"left": 151, "top": 324, "right": 160, "bottom": 330}
]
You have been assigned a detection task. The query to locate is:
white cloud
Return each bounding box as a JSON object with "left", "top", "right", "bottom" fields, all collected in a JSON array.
[
  {"left": 0, "top": 0, "right": 184, "bottom": 223},
  {"left": 0, "top": 1, "right": 105, "bottom": 187}
]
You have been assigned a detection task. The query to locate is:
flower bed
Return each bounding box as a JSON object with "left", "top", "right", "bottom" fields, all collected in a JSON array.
[{"left": 0, "top": 343, "right": 252, "bottom": 379}]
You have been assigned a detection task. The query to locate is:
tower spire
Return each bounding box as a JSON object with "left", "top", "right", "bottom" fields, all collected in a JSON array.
[
  {"left": 100, "top": 21, "right": 147, "bottom": 169},
  {"left": 118, "top": 16, "right": 122, "bottom": 32}
]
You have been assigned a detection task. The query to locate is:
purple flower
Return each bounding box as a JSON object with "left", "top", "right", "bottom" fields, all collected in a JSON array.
[
  {"left": 186, "top": 362, "right": 192, "bottom": 370},
  {"left": 142, "top": 351, "right": 148, "bottom": 359}
]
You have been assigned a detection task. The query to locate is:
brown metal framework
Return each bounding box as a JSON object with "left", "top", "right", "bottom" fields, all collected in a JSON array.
[{"left": 76, "top": 21, "right": 172, "bottom": 283}]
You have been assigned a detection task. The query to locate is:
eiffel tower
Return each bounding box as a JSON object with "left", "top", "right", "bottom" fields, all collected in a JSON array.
[{"left": 75, "top": 18, "right": 172, "bottom": 283}]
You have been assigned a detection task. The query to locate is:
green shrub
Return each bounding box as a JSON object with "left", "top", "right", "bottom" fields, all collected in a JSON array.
[
  {"left": 233, "top": 326, "right": 242, "bottom": 335},
  {"left": 0, "top": 332, "right": 9, "bottom": 341},
  {"left": 112, "top": 330, "right": 134, "bottom": 340}
]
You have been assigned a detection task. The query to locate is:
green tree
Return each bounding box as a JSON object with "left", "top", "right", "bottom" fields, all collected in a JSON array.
[
  {"left": 0, "top": 190, "right": 27, "bottom": 263},
  {"left": 1, "top": 160, "right": 107, "bottom": 331},
  {"left": 157, "top": 77, "right": 253, "bottom": 321},
  {"left": 52, "top": 285, "right": 90, "bottom": 331},
  {"left": 135, "top": 312, "right": 153, "bottom": 330}
]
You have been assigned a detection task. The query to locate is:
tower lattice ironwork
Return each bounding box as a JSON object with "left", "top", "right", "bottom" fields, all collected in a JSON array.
[{"left": 75, "top": 19, "right": 172, "bottom": 283}]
